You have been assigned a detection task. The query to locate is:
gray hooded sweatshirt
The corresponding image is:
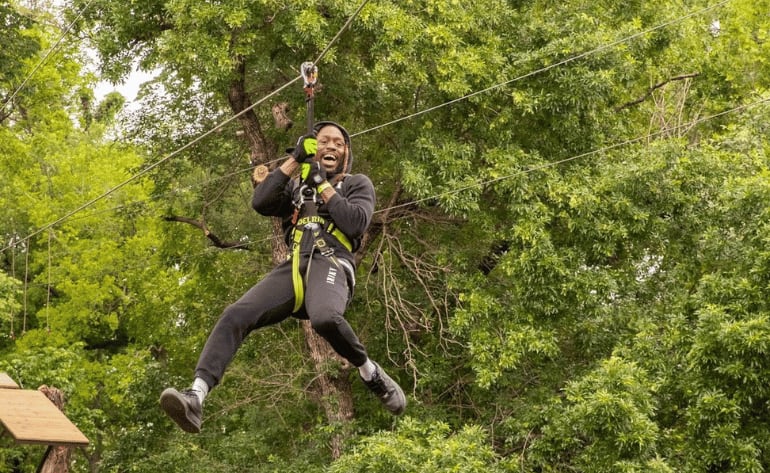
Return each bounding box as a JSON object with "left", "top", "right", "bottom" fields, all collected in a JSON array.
[{"left": 251, "top": 121, "right": 376, "bottom": 264}]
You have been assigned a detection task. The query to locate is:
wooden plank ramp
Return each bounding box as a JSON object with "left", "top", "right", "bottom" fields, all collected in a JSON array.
[{"left": 0, "top": 373, "right": 89, "bottom": 447}]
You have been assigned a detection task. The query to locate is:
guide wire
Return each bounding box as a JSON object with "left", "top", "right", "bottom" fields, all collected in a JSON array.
[{"left": 372, "top": 95, "right": 770, "bottom": 215}]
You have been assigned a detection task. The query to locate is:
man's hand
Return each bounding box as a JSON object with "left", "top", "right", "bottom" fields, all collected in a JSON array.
[
  {"left": 291, "top": 135, "right": 317, "bottom": 163},
  {"left": 303, "top": 161, "right": 327, "bottom": 185}
]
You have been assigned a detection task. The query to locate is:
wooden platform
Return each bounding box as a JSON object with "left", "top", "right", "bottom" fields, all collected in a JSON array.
[{"left": 0, "top": 374, "right": 89, "bottom": 447}]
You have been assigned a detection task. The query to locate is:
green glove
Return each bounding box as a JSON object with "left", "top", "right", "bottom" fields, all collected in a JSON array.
[
  {"left": 291, "top": 135, "right": 317, "bottom": 163},
  {"left": 301, "top": 161, "right": 327, "bottom": 185}
]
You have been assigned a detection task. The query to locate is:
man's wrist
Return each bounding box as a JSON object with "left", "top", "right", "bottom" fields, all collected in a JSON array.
[
  {"left": 279, "top": 157, "right": 299, "bottom": 176},
  {"left": 317, "top": 181, "right": 332, "bottom": 194}
]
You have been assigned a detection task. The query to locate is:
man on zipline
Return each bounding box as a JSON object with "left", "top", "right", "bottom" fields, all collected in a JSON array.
[{"left": 160, "top": 121, "right": 406, "bottom": 433}]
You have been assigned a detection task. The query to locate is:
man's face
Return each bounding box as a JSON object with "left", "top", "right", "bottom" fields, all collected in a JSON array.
[{"left": 315, "top": 125, "right": 347, "bottom": 175}]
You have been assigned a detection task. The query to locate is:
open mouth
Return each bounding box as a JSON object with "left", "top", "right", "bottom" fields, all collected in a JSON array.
[{"left": 322, "top": 154, "right": 338, "bottom": 165}]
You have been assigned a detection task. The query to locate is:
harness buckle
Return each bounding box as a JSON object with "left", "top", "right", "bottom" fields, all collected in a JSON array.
[{"left": 315, "top": 238, "right": 335, "bottom": 256}]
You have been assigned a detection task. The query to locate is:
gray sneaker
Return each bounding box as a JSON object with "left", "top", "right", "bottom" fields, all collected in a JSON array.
[
  {"left": 160, "top": 388, "right": 202, "bottom": 433},
  {"left": 361, "top": 362, "right": 406, "bottom": 415}
]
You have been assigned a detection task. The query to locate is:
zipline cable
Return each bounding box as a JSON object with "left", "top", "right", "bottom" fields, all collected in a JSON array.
[
  {"left": 7, "top": 78, "right": 298, "bottom": 251},
  {"left": 10, "top": 1, "right": 373, "bottom": 228},
  {"left": 4, "top": 0, "right": 371, "bottom": 252},
  {"left": 0, "top": 0, "right": 95, "bottom": 113},
  {"left": 312, "top": 0, "right": 370, "bottom": 66}
]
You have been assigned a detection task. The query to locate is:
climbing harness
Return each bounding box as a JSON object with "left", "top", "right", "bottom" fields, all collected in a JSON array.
[{"left": 289, "top": 178, "right": 354, "bottom": 313}]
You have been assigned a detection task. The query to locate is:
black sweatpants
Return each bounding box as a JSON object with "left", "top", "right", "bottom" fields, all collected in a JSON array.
[{"left": 194, "top": 252, "right": 368, "bottom": 389}]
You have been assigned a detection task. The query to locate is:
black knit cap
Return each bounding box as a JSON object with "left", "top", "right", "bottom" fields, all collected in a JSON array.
[{"left": 313, "top": 121, "right": 353, "bottom": 174}]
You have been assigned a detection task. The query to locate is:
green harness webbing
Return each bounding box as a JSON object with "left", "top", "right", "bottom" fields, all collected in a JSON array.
[{"left": 290, "top": 214, "right": 353, "bottom": 313}]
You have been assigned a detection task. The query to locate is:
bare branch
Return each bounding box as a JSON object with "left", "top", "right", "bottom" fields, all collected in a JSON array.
[
  {"left": 163, "top": 215, "right": 251, "bottom": 250},
  {"left": 356, "top": 181, "right": 404, "bottom": 267},
  {"left": 616, "top": 73, "right": 700, "bottom": 111}
]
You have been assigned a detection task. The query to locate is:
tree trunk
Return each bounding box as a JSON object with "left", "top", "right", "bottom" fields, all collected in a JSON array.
[
  {"left": 302, "top": 321, "right": 354, "bottom": 458},
  {"left": 228, "top": 59, "right": 271, "bottom": 168},
  {"left": 227, "top": 56, "right": 354, "bottom": 458},
  {"left": 37, "top": 386, "right": 72, "bottom": 473}
]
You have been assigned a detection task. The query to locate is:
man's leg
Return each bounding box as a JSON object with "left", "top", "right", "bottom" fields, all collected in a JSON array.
[
  {"left": 161, "top": 261, "right": 296, "bottom": 432},
  {"left": 194, "top": 262, "right": 296, "bottom": 388},
  {"left": 304, "top": 255, "right": 406, "bottom": 415}
]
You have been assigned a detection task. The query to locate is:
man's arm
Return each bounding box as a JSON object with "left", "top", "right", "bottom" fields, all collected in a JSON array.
[
  {"left": 323, "top": 174, "right": 376, "bottom": 239},
  {"left": 251, "top": 158, "right": 299, "bottom": 217},
  {"left": 278, "top": 157, "right": 300, "bottom": 177}
]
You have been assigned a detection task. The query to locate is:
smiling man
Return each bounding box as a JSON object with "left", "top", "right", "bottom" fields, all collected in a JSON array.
[{"left": 159, "top": 121, "right": 406, "bottom": 434}]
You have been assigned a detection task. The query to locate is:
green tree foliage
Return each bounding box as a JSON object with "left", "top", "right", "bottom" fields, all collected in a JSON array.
[
  {"left": 330, "top": 418, "right": 505, "bottom": 473},
  {"left": 3, "top": 0, "right": 770, "bottom": 472},
  {"left": 0, "top": 2, "right": 41, "bottom": 110},
  {"left": 0, "top": 3, "right": 179, "bottom": 471}
]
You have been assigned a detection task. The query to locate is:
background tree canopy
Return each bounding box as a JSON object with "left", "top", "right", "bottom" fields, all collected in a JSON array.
[{"left": 2, "top": 0, "right": 770, "bottom": 471}]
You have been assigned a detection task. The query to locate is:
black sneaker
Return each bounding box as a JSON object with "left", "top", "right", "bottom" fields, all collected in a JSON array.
[
  {"left": 361, "top": 362, "right": 406, "bottom": 415},
  {"left": 160, "top": 388, "right": 202, "bottom": 433}
]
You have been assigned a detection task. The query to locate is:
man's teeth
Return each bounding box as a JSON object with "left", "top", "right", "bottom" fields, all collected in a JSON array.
[{"left": 322, "top": 154, "right": 337, "bottom": 162}]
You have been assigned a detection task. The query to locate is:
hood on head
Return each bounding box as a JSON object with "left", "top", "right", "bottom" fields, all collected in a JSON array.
[{"left": 313, "top": 121, "right": 353, "bottom": 174}]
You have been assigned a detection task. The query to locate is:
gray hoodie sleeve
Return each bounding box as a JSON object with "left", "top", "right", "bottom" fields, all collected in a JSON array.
[
  {"left": 324, "top": 174, "right": 376, "bottom": 239},
  {"left": 251, "top": 168, "right": 294, "bottom": 217}
]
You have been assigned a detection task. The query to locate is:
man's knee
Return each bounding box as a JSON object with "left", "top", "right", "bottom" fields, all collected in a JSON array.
[
  {"left": 218, "top": 299, "right": 266, "bottom": 331},
  {"left": 310, "top": 312, "right": 343, "bottom": 336},
  {"left": 213, "top": 304, "right": 244, "bottom": 331}
]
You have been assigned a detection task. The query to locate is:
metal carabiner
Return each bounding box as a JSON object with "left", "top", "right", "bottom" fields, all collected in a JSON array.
[
  {"left": 301, "top": 62, "right": 318, "bottom": 91},
  {"left": 301, "top": 62, "right": 318, "bottom": 134}
]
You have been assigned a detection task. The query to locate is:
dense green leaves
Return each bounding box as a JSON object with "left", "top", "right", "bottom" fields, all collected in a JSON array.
[
  {"left": 331, "top": 419, "right": 505, "bottom": 472},
  {"left": 0, "top": 3, "right": 41, "bottom": 97}
]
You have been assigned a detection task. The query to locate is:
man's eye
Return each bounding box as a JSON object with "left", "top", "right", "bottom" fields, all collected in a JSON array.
[{"left": 319, "top": 139, "right": 344, "bottom": 147}]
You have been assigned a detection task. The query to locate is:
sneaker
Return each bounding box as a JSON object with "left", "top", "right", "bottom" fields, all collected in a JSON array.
[
  {"left": 160, "top": 388, "right": 202, "bottom": 433},
  {"left": 361, "top": 362, "right": 406, "bottom": 415}
]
